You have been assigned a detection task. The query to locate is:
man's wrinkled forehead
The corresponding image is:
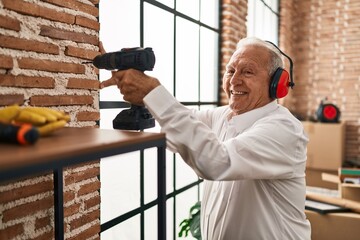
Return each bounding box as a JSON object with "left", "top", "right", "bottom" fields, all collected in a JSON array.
[{"left": 229, "top": 45, "right": 270, "bottom": 68}]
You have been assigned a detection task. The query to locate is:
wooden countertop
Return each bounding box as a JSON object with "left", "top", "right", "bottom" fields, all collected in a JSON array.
[{"left": 0, "top": 127, "right": 166, "bottom": 180}]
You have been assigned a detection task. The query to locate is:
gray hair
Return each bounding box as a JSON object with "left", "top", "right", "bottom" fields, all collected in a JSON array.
[{"left": 236, "top": 37, "right": 284, "bottom": 77}]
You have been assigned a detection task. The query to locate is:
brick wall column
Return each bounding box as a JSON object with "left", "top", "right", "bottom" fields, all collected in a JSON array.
[
  {"left": 0, "top": 0, "right": 101, "bottom": 239},
  {"left": 220, "top": 0, "right": 248, "bottom": 105},
  {"left": 280, "top": 0, "right": 360, "bottom": 161}
]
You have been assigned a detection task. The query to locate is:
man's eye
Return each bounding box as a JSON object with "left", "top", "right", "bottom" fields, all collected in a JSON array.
[
  {"left": 244, "top": 70, "right": 253, "bottom": 76},
  {"left": 226, "top": 70, "right": 235, "bottom": 75}
]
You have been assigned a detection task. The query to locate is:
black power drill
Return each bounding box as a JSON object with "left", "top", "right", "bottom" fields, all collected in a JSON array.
[{"left": 93, "top": 47, "right": 156, "bottom": 130}]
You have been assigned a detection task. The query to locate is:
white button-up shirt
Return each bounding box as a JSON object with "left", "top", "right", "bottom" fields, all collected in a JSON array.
[{"left": 144, "top": 85, "right": 311, "bottom": 240}]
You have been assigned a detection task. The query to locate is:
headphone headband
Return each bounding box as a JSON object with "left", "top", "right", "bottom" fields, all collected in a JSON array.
[{"left": 265, "top": 41, "right": 295, "bottom": 89}]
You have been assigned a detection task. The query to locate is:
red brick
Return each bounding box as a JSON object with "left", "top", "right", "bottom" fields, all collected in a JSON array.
[
  {"left": 67, "top": 224, "right": 100, "bottom": 240},
  {"left": 67, "top": 160, "right": 99, "bottom": 170},
  {"left": 64, "top": 190, "right": 76, "bottom": 203},
  {"left": 0, "top": 55, "right": 13, "bottom": 69},
  {"left": 32, "top": 230, "right": 54, "bottom": 240},
  {"left": 75, "top": 15, "right": 100, "bottom": 31},
  {"left": 94, "top": 67, "right": 99, "bottom": 75},
  {"left": 67, "top": 78, "right": 99, "bottom": 90},
  {"left": 64, "top": 202, "right": 81, "bottom": 218},
  {"left": 70, "top": 209, "right": 100, "bottom": 231},
  {"left": 18, "top": 57, "right": 85, "bottom": 74},
  {"left": 0, "top": 35, "right": 59, "bottom": 54},
  {"left": 65, "top": 166, "right": 100, "bottom": 185},
  {"left": 2, "top": 0, "right": 75, "bottom": 24},
  {"left": 65, "top": 46, "right": 100, "bottom": 60},
  {"left": 43, "top": 0, "right": 99, "bottom": 17},
  {"left": 0, "top": 15, "right": 21, "bottom": 31},
  {"left": 2, "top": 196, "right": 53, "bottom": 222},
  {"left": 30, "top": 95, "right": 94, "bottom": 106},
  {"left": 87, "top": 125, "right": 99, "bottom": 129},
  {"left": 76, "top": 111, "right": 100, "bottom": 121},
  {"left": 0, "top": 74, "right": 55, "bottom": 88},
  {"left": 84, "top": 195, "right": 100, "bottom": 210},
  {"left": 0, "top": 180, "right": 53, "bottom": 204},
  {"left": 89, "top": 0, "right": 99, "bottom": 5},
  {"left": 78, "top": 181, "right": 101, "bottom": 196},
  {"left": 0, "top": 94, "right": 24, "bottom": 106},
  {"left": 35, "top": 216, "right": 51, "bottom": 230},
  {"left": 40, "top": 25, "right": 99, "bottom": 45},
  {"left": 0, "top": 223, "right": 24, "bottom": 239}
]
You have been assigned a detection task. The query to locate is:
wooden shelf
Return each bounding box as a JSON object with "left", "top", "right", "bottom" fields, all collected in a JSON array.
[
  {"left": 0, "top": 127, "right": 165, "bottom": 181},
  {"left": 0, "top": 127, "right": 167, "bottom": 240}
]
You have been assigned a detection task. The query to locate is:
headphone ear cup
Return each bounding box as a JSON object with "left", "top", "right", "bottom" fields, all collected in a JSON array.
[{"left": 269, "top": 68, "right": 290, "bottom": 99}]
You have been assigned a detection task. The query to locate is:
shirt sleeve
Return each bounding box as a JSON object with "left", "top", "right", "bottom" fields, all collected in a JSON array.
[{"left": 143, "top": 85, "right": 307, "bottom": 180}]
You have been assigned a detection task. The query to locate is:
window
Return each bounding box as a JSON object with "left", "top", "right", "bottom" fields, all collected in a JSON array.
[
  {"left": 98, "top": 1, "right": 220, "bottom": 239},
  {"left": 247, "top": 0, "right": 279, "bottom": 44}
]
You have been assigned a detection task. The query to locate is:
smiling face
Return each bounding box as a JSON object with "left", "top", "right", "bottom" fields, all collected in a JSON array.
[{"left": 222, "top": 44, "right": 273, "bottom": 117}]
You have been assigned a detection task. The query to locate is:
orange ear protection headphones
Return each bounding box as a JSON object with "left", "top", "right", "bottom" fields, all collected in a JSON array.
[{"left": 265, "top": 41, "right": 295, "bottom": 99}]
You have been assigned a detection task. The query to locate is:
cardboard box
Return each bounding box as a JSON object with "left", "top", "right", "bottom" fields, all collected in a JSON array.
[
  {"left": 306, "top": 168, "right": 338, "bottom": 190},
  {"left": 339, "top": 168, "right": 360, "bottom": 201},
  {"left": 321, "top": 169, "right": 360, "bottom": 202},
  {"left": 341, "top": 184, "right": 360, "bottom": 202},
  {"left": 302, "top": 121, "right": 345, "bottom": 170},
  {"left": 305, "top": 210, "right": 360, "bottom": 240}
]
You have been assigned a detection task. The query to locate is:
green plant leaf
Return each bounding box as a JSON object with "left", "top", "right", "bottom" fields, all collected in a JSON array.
[{"left": 178, "top": 201, "right": 202, "bottom": 239}]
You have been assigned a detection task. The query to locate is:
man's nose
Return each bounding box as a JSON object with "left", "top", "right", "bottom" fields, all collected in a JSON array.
[{"left": 230, "top": 72, "right": 242, "bottom": 85}]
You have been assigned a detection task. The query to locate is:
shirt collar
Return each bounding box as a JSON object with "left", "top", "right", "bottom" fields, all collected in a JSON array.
[{"left": 229, "top": 100, "right": 279, "bottom": 133}]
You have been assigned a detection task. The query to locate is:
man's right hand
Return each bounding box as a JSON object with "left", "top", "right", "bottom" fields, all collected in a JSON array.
[{"left": 100, "top": 69, "right": 160, "bottom": 106}]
